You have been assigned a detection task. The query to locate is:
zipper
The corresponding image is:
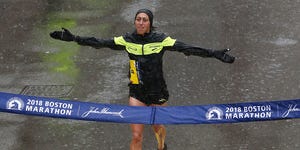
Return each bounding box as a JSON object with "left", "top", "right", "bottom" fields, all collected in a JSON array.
[{"left": 142, "top": 44, "right": 144, "bottom": 55}]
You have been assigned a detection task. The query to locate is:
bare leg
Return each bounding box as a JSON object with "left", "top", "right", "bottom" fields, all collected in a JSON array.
[
  {"left": 129, "top": 97, "right": 147, "bottom": 150},
  {"left": 151, "top": 103, "right": 167, "bottom": 150},
  {"left": 152, "top": 125, "right": 166, "bottom": 150},
  {"left": 130, "top": 124, "right": 144, "bottom": 150}
]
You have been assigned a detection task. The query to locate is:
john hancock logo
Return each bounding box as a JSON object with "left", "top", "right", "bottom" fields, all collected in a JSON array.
[
  {"left": 206, "top": 107, "right": 223, "bottom": 120},
  {"left": 6, "top": 97, "right": 24, "bottom": 111}
]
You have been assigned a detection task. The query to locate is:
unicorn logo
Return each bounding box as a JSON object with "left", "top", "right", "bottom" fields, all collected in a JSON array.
[
  {"left": 6, "top": 97, "right": 24, "bottom": 111},
  {"left": 206, "top": 107, "right": 223, "bottom": 120}
]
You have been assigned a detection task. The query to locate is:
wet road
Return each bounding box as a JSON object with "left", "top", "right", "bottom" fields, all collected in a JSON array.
[{"left": 0, "top": 0, "right": 299, "bottom": 150}]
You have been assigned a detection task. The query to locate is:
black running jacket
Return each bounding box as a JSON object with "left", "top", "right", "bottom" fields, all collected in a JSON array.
[{"left": 74, "top": 31, "right": 214, "bottom": 90}]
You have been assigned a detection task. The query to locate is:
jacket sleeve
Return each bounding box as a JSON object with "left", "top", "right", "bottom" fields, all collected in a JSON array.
[
  {"left": 167, "top": 40, "right": 214, "bottom": 57},
  {"left": 74, "top": 36, "right": 124, "bottom": 50}
]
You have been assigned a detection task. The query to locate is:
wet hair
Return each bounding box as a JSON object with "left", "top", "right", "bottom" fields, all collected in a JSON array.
[{"left": 135, "top": 9, "right": 155, "bottom": 31}]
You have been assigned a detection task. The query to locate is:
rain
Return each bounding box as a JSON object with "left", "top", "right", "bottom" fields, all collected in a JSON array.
[{"left": 0, "top": 0, "right": 299, "bottom": 149}]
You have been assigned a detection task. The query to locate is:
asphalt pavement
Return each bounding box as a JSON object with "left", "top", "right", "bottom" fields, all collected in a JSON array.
[{"left": 0, "top": 0, "right": 299, "bottom": 150}]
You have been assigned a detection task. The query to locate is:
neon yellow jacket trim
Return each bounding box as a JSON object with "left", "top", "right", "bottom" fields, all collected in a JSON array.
[{"left": 114, "top": 36, "right": 176, "bottom": 55}]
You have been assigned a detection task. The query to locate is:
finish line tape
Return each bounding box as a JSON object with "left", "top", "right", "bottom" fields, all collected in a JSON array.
[{"left": 0, "top": 92, "right": 299, "bottom": 124}]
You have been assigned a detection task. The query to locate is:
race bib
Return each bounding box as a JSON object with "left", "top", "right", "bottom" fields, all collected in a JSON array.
[{"left": 129, "top": 60, "right": 140, "bottom": 84}]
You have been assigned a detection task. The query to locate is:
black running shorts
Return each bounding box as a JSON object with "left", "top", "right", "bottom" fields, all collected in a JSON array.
[{"left": 129, "top": 85, "right": 169, "bottom": 106}]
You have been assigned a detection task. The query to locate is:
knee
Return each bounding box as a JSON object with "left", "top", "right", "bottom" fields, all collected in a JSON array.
[
  {"left": 152, "top": 125, "right": 165, "bottom": 132},
  {"left": 131, "top": 132, "right": 143, "bottom": 143}
]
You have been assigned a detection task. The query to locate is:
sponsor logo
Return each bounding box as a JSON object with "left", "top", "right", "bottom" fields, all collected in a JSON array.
[
  {"left": 282, "top": 104, "right": 300, "bottom": 118},
  {"left": 158, "top": 98, "right": 168, "bottom": 103},
  {"left": 81, "top": 107, "right": 124, "bottom": 118},
  {"left": 149, "top": 45, "right": 161, "bottom": 51},
  {"left": 128, "top": 46, "right": 138, "bottom": 51},
  {"left": 6, "top": 97, "right": 24, "bottom": 111},
  {"left": 206, "top": 107, "right": 223, "bottom": 120}
]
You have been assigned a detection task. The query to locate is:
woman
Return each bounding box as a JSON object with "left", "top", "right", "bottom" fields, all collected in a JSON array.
[{"left": 50, "top": 9, "right": 235, "bottom": 150}]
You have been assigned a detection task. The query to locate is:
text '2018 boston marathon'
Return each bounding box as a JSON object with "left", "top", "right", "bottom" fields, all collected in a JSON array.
[
  {"left": 225, "top": 105, "right": 272, "bottom": 119},
  {"left": 25, "top": 99, "right": 73, "bottom": 116}
]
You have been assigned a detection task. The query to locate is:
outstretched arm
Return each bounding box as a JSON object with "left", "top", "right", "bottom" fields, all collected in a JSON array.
[
  {"left": 169, "top": 40, "right": 235, "bottom": 63},
  {"left": 50, "top": 28, "right": 123, "bottom": 50}
]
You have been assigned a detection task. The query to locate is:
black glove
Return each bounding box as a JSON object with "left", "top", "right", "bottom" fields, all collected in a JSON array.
[
  {"left": 213, "top": 49, "right": 235, "bottom": 63},
  {"left": 50, "top": 28, "right": 75, "bottom": 42}
]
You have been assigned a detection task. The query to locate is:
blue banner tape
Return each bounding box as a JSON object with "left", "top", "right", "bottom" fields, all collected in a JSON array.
[{"left": 0, "top": 92, "right": 299, "bottom": 124}]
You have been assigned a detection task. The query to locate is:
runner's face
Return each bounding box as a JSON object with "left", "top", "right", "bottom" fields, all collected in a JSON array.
[{"left": 135, "top": 13, "right": 151, "bottom": 35}]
